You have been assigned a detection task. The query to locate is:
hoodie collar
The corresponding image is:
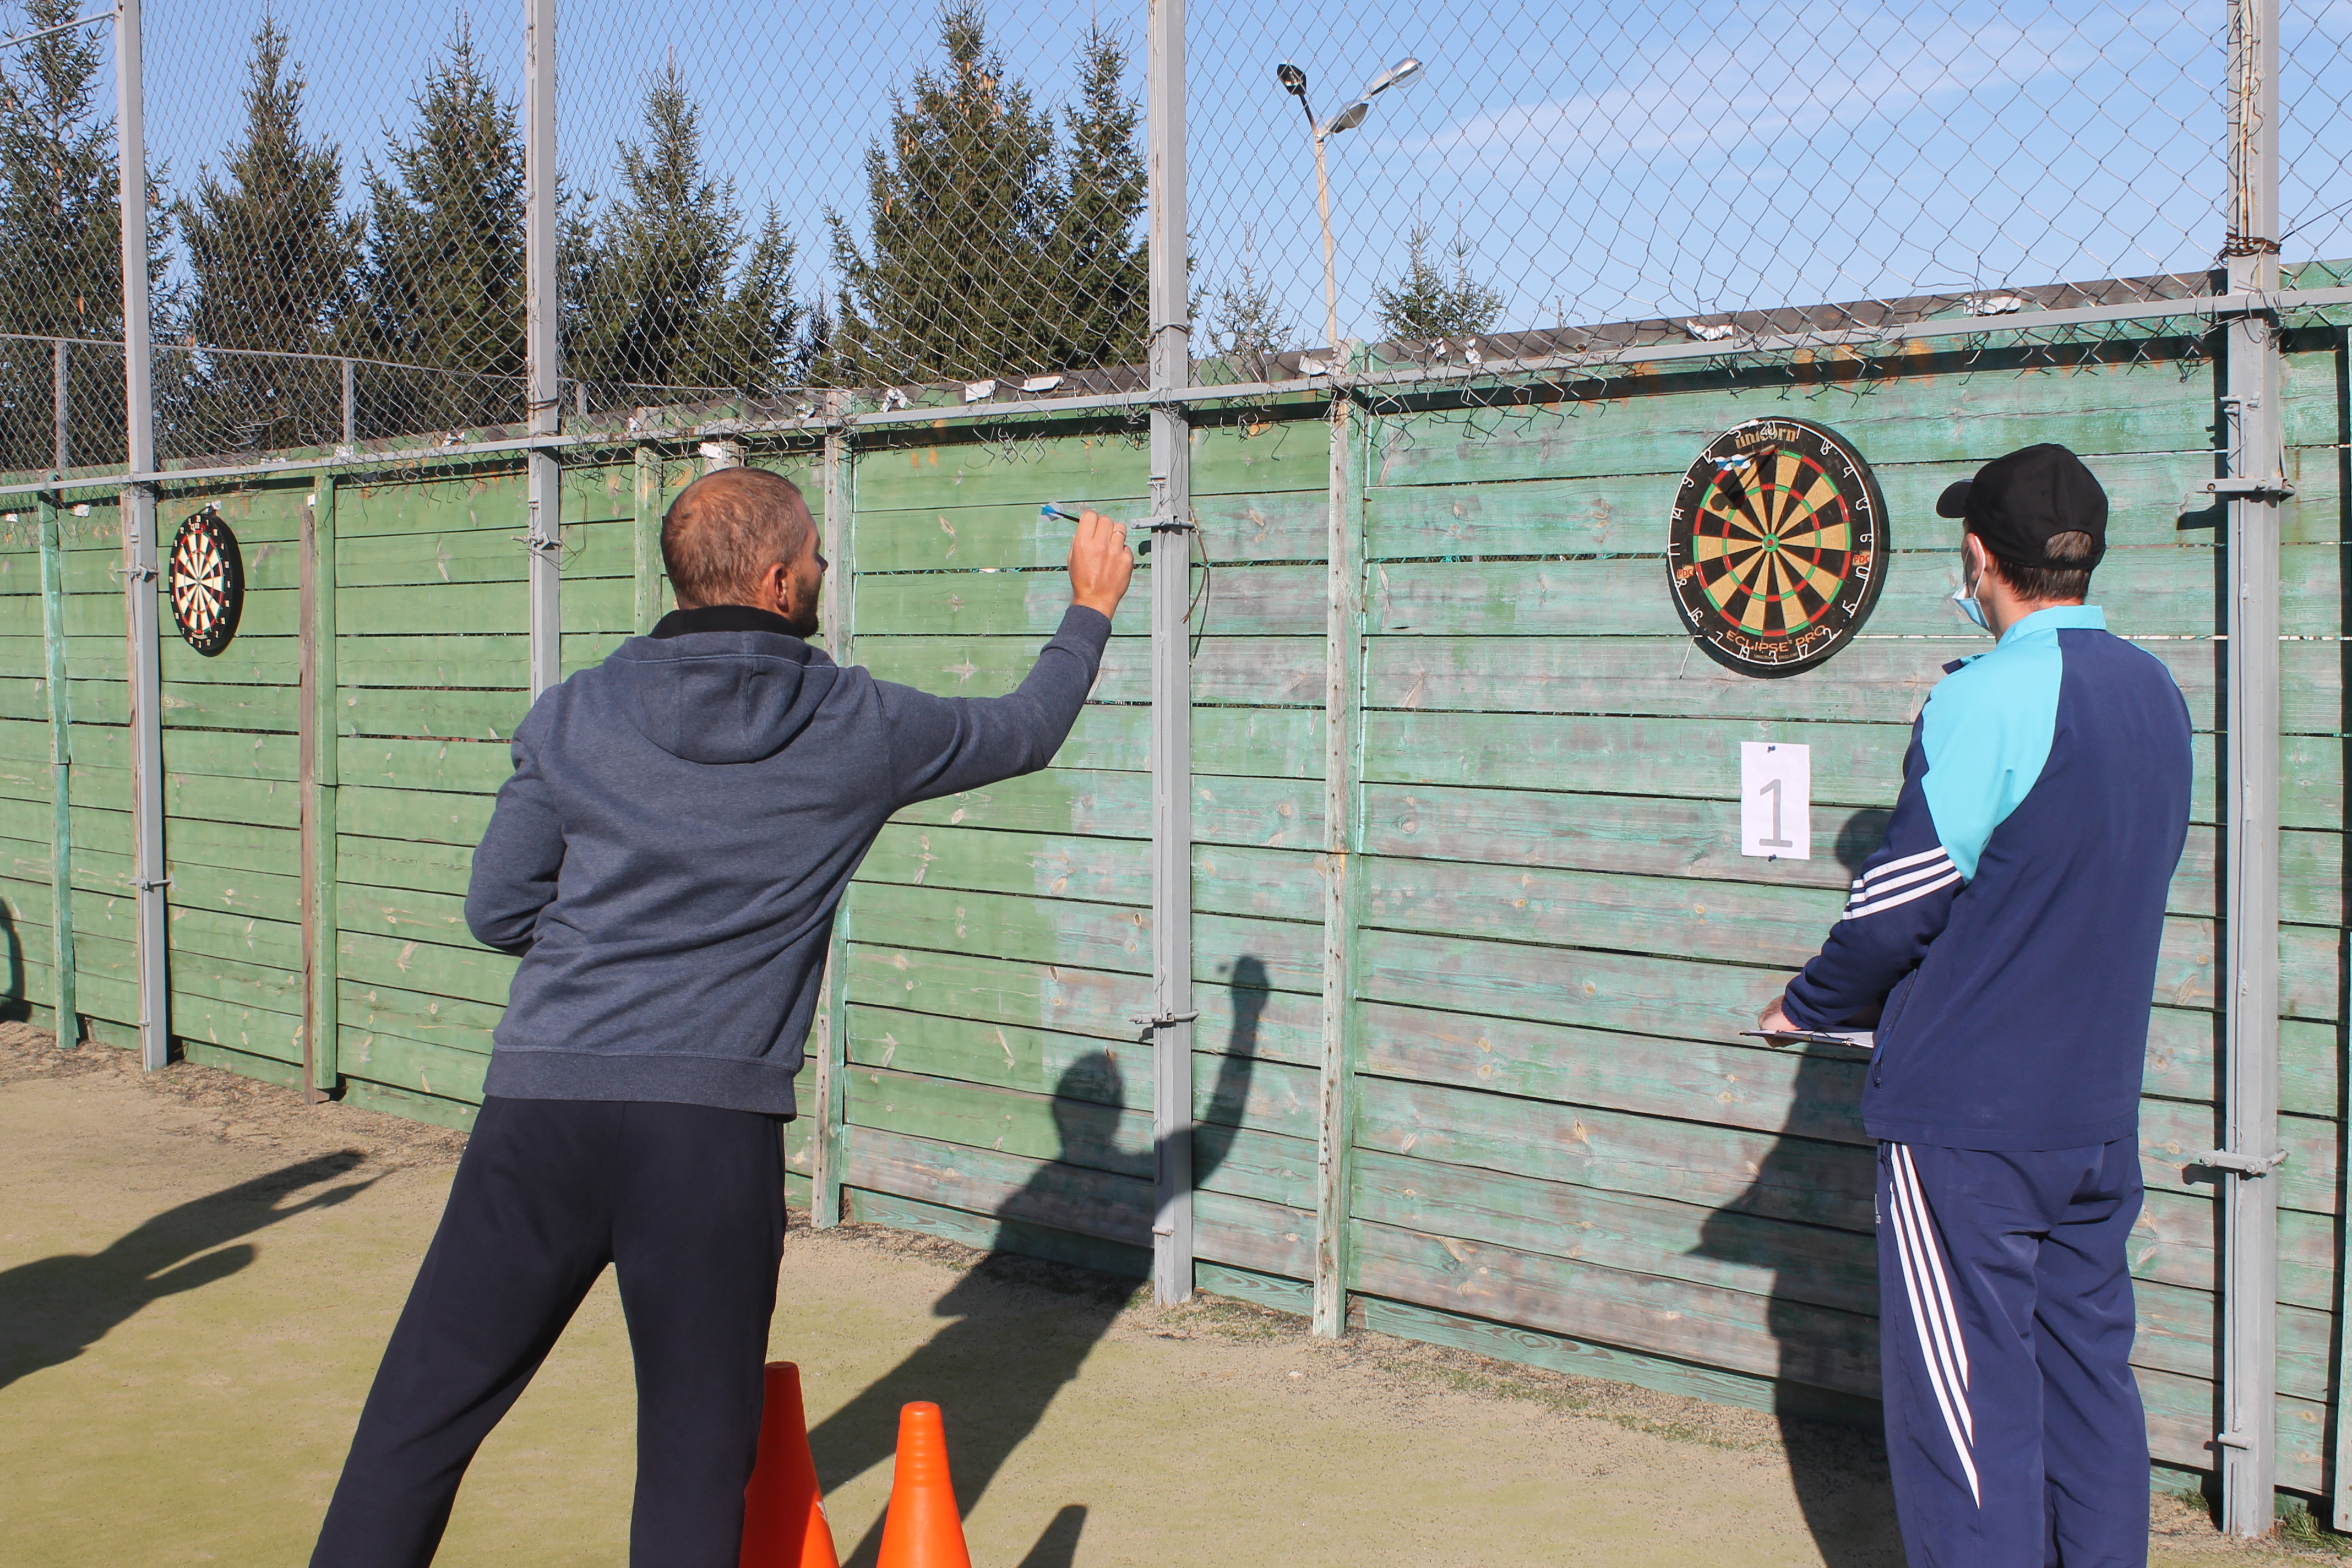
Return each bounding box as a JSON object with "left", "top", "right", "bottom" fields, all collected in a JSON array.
[{"left": 651, "top": 604, "right": 803, "bottom": 640}]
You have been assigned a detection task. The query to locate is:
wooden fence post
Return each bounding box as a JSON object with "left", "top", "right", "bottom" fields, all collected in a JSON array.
[
  {"left": 301, "top": 475, "right": 339, "bottom": 1099},
  {"left": 1314, "top": 390, "right": 1368, "bottom": 1336},
  {"left": 38, "top": 489, "right": 74, "bottom": 1043},
  {"left": 633, "top": 444, "right": 662, "bottom": 634},
  {"left": 813, "top": 412, "right": 852, "bottom": 1228}
]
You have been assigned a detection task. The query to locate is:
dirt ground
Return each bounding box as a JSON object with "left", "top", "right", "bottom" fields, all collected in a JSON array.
[{"left": 0, "top": 1026, "right": 2337, "bottom": 1568}]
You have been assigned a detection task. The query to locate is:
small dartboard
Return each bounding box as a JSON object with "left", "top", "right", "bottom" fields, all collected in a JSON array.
[
  {"left": 1667, "top": 417, "right": 1887, "bottom": 677},
  {"left": 168, "top": 509, "right": 243, "bottom": 656}
]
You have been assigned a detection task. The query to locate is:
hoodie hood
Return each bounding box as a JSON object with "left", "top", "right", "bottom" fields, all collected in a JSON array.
[{"left": 605, "top": 631, "right": 839, "bottom": 764}]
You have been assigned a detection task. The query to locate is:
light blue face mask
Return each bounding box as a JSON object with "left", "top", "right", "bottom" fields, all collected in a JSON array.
[{"left": 1951, "top": 553, "right": 1990, "bottom": 630}]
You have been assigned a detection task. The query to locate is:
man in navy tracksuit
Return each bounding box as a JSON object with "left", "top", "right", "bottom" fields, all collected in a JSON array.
[
  {"left": 1763, "top": 444, "right": 2191, "bottom": 1566},
  {"left": 308, "top": 468, "right": 1134, "bottom": 1566}
]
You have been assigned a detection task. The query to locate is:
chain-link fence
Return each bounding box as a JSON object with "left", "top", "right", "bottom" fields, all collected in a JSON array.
[{"left": 0, "top": 0, "right": 2345, "bottom": 473}]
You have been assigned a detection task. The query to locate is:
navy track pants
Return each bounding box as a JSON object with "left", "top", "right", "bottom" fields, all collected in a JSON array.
[
  {"left": 1877, "top": 1137, "right": 2148, "bottom": 1568},
  {"left": 309, "top": 1097, "right": 787, "bottom": 1568}
]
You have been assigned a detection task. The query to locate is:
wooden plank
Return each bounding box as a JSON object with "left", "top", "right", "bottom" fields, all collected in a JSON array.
[
  {"left": 844, "top": 1121, "right": 1151, "bottom": 1245},
  {"left": 336, "top": 929, "right": 516, "bottom": 1008},
  {"left": 334, "top": 633, "right": 535, "bottom": 689},
  {"left": 172, "top": 988, "right": 306, "bottom": 1063},
  {"left": 337, "top": 975, "right": 503, "bottom": 1054},
  {"left": 1354, "top": 922, "right": 2238, "bottom": 1066},
  {"left": 335, "top": 736, "right": 513, "bottom": 793},
  {"left": 336, "top": 785, "right": 496, "bottom": 847},
  {"left": 1365, "top": 712, "right": 2321, "bottom": 832},
  {"left": 848, "top": 433, "right": 1147, "bottom": 514},
  {"left": 1355, "top": 1074, "right": 1874, "bottom": 1232},
  {"left": 335, "top": 881, "right": 476, "bottom": 948},
  {"left": 335, "top": 1027, "right": 489, "bottom": 1104},
  {"left": 179, "top": 1038, "right": 306, "bottom": 1086},
  {"left": 1352, "top": 1145, "right": 1876, "bottom": 1316},
  {"left": 854, "top": 631, "right": 1322, "bottom": 709},
  {"left": 1351, "top": 1215, "right": 1877, "bottom": 1397},
  {"left": 1360, "top": 634, "right": 2322, "bottom": 737},
  {"left": 847, "top": 497, "right": 1153, "bottom": 575},
  {"left": 1363, "top": 446, "right": 2272, "bottom": 557},
  {"left": 1366, "top": 545, "right": 2320, "bottom": 641},
  {"left": 856, "top": 563, "right": 1322, "bottom": 639},
  {"left": 336, "top": 834, "right": 475, "bottom": 899},
  {"left": 1350, "top": 1293, "right": 1864, "bottom": 1428},
  {"left": 843, "top": 1183, "right": 1150, "bottom": 1279},
  {"left": 335, "top": 685, "right": 532, "bottom": 744},
  {"left": 1355, "top": 782, "right": 2324, "bottom": 925},
  {"left": 1194, "top": 1260, "right": 1314, "bottom": 1316},
  {"left": 1192, "top": 415, "right": 1331, "bottom": 500},
  {"left": 1370, "top": 363, "right": 2215, "bottom": 491}
]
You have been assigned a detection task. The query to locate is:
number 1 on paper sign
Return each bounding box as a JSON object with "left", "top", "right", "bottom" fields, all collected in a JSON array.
[{"left": 1740, "top": 742, "right": 1811, "bottom": 859}]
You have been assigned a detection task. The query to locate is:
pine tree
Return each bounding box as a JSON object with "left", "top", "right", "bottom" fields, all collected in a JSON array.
[
  {"left": 1039, "top": 24, "right": 1146, "bottom": 373},
  {"left": 823, "top": 3, "right": 1062, "bottom": 385},
  {"left": 175, "top": 20, "right": 362, "bottom": 456},
  {"left": 351, "top": 21, "right": 525, "bottom": 436},
  {"left": 0, "top": 1, "right": 140, "bottom": 470},
  {"left": 1200, "top": 225, "right": 1292, "bottom": 381},
  {"left": 1374, "top": 221, "right": 1505, "bottom": 345},
  {"left": 567, "top": 61, "right": 803, "bottom": 407}
]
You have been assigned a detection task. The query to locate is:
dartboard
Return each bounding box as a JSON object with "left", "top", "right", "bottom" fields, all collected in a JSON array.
[
  {"left": 168, "top": 510, "right": 243, "bottom": 656},
  {"left": 1666, "top": 418, "right": 1886, "bottom": 677}
]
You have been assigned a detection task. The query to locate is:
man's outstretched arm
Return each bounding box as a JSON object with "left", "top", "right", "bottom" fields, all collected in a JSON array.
[
  {"left": 466, "top": 710, "right": 565, "bottom": 954},
  {"left": 884, "top": 508, "right": 1135, "bottom": 806}
]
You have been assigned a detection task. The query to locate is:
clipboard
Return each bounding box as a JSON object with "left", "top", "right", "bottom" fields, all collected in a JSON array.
[{"left": 1741, "top": 1028, "right": 1875, "bottom": 1049}]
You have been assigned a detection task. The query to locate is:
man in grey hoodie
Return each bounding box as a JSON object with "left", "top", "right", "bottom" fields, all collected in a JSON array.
[{"left": 309, "top": 466, "right": 1134, "bottom": 1567}]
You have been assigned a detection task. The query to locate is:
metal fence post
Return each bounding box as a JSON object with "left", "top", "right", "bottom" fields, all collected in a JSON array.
[
  {"left": 814, "top": 402, "right": 851, "bottom": 1229},
  {"left": 1313, "top": 388, "right": 1365, "bottom": 1337},
  {"left": 339, "top": 357, "right": 355, "bottom": 449},
  {"left": 1145, "top": 0, "right": 1196, "bottom": 1306},
  {"left": 39, "top": 487, "right": 73, "bottom": 1044},
  {"left": 301, "top": 476, "right": 340, "bottom": 1101},
  {"left": 2218, "top": 0, "right": 2285, "bottom": 1535},
  {"left": 52, "top": 339, "right": 67, "bottom": 471},
  {"left": 116, "top": 0, "right": 167, "bottom": 1072},
  {"left": 522, "top": 0, "right": 560, "bottom": 697}
]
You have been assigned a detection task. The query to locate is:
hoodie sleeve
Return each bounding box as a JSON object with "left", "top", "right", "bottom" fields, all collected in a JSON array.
[
  {"left": 880, "top": 605, "right": 1112, "bottom": 807},
  {"left": 1779, "top": 650, "right": 2056, "bottom": 1029},
  {"left": 466, "top": 703, "right": 565, "bottom": 954},
  {"left": 1779, "top": 720, "right": 1962, "bottom": 1028}
]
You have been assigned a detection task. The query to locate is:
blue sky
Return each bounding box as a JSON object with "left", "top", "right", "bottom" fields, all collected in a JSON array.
[{"left": 48, "top": 1, "right": 2352, "bottom": 349}]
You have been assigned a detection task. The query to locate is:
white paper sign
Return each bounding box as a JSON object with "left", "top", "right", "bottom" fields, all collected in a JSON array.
[{"left": 1740, "top": 742, "right": 1811, "bottom": 859}]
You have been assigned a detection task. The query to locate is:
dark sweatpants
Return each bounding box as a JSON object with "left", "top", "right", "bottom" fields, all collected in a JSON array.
[
  {"left": 1877, "top": 1137, "right": 2148, "bottom": 1568},
  {"left": 310, "top": 1096, "right": 786, "bottom": 1568}
]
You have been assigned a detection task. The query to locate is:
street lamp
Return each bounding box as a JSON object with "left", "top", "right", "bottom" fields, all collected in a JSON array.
[{"left": 1276, "top": 56, "right": 1424, "bottom": 366}]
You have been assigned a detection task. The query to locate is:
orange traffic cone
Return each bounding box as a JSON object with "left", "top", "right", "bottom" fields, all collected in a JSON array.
[
  {"left": 740, "top": 1362, "right": 839, "bottom": 1568},
  {"left": 875, "top": 1402, "right": 971, "bottom": 1568}
]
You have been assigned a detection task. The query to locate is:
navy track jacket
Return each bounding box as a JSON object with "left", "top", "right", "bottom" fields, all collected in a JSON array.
[
  {"left": 1780, "top": 606, "right": 2192, "bottom": 1150},
  {"left": 464, "top": 604, "right": 1112, "bottom": 1117}
]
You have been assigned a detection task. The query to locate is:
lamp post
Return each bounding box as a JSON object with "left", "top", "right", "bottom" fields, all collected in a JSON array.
[{"left": 1277, "top": 57, "right": 1423, "bottom": 364}]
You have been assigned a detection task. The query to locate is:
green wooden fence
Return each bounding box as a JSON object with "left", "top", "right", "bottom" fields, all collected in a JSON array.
[{"left": 5, "top": 303, "right": 2345, "bottom": 1500}]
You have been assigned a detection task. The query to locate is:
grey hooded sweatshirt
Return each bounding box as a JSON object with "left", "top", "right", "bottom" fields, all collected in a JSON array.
[{"left": 465, "top": 602, "right": 1112, "bottom": 1115}]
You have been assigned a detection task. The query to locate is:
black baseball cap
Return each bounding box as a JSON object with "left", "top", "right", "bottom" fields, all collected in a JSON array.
[{"left": 1935, "top": 443, "right": 2108, "bottom": 570}]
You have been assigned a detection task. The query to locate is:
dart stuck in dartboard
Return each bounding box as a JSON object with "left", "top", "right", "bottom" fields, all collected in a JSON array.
[
  {"left": 1666, "top": 417, "right": 1887, "bottom": 678},
  {"left": 169, "top": 507, "right": 245, "bottom": 656}
]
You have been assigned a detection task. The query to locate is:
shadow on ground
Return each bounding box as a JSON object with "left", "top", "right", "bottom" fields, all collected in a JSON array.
[
  {"left": 0, "top": 1149, "right": 377, "bottom": 1392},
  {"left": 809, "top": 959, "right": 1265, "bottom": 1567}
]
